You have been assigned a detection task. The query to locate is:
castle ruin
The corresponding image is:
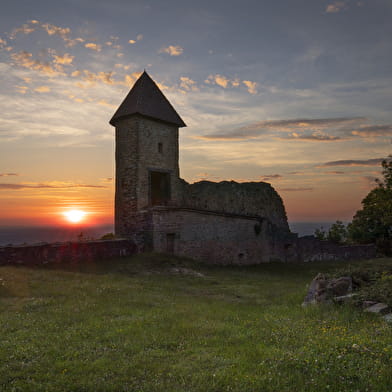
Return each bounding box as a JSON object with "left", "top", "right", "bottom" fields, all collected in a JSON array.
[
  {"left": 109, "top": 71, "right": 375, "bottom": 264},
  {"left": 110, "top": 71, "right": 296, "bottom": 264}
]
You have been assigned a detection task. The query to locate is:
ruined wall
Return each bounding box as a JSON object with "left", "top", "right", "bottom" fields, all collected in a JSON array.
[
  {"left": 0, "top": 239, "right": 137, "bottom": 266},
  {"left": 150, "top": 207, "right": 294, "bottom": 264},
  {"left": 182, "top": 181, "right": 289, "bottom": 231},
  {"left": 295, "top": 236, "right": 376, "bottom": 262}
]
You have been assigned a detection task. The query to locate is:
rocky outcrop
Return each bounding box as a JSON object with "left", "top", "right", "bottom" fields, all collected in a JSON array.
[{"left": 302, "top": 274, "right": 352, "bottom": 306}]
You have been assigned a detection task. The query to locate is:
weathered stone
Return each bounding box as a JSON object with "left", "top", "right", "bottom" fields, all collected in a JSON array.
[
  {"left": 0, "top": 240, "right": 136, "bottom": 266},
  {"left": 302, "top": 273, "right": 331, "bottom": 306},
  {"left": 362, "top": 300, "right": 378, "bottom": 309},
  {"left": 364, "top": 303, "right": 390, "bottom": 315},
  {"left": 382, "top": 314, "right": 392, "bottom": 323},
  {"left": 327, "top": 276, "right": 352, "bottom": 297},
  {"left": 333, "top": 293, "right": 357, "bottom": 304}
]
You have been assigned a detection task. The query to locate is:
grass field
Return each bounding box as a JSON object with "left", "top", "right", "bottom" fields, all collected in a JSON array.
[{"left": 1, "top": 254, "right": 392, "bottom": 392}]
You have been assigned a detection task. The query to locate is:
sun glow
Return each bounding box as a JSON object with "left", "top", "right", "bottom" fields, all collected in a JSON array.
[{"left": 63, "top": 209, "right": 86, "bottom": 223}]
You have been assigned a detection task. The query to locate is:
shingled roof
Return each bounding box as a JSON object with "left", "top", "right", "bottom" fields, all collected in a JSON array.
[{"left": 109, "top": 71, "right": 186, "bottom": 127}]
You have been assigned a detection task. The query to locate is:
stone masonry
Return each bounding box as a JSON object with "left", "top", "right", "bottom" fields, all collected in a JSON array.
[{"left": 109, "top": 71, "right": 376, "bottom": 264}]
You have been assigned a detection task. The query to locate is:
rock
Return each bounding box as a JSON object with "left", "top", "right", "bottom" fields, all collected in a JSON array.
[
  {"left": 169, "top": 267, "right": 204, "bottom": 278},
  {"left": 302, "top": 273, "right": 330, "bottom": 306},
  {"left": 362, "top": 300, "right": 378, "bottom": 309},
  {"left": 382, "top": 314, "right": 392, "bottom": 323},
  {"left": 364, "top": 303, "right": 390, "bottom": 315},
  {"left": 327, "top": 276, "right": 352, "bottom": 297},
  {"left": 333, "top": 293, "right": 357, "bottom": 304}
]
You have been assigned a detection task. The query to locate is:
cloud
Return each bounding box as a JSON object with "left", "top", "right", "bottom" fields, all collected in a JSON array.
[
  {"left": 11, "top": 51, "right": 62, "bottom": 75},
  {"left": 72, "top": 70, "right": 115, "bottom": 86},
  {"left": 351, "top": 124, "right": 392, "bottom": 137},
  {"left": 9, "top": 23, "right": 36, "bottom": 38},
  {"left": 85, "top": 43, "right": 102, "bottom": 52},
  {"left": 52, "top": 53, "right": 74, "bottom": 65},
  {"left": 243, "top": 80, "right": 258, "bottom": 94},
  {"left": 318, "top": 158, "right": 385, "bottom": 167},
  {"left": 41, "top": 23, "right": 70, "bottom": 38},
  {"left": 198, "top": 117, "right": 366, "bottom": 141},
  {"left": 159, "top": 45, "right": 184, "bottom": 56},
  {"left": 179, "top": 76, "right": 199, "bottom": 92},
  {"left": 326, "top": 1, "right": 347, "bottom": 13},
  {"left": 34, "top": 86, "right": 51, "bottom": 93},
  {"left": 205, "top": 74, "right": 230, "bottom": 88},
  {"left": 281, "top": 131, "right": 341, "bottom": 141},
  {"left": 0, "top": 182, "right": 107, "bottom": 190},
  {"left": 0, "top": 173, "right": 18, "bottom": 177},
  {"left": 260, "top": 174, "right": 282, "bottom": 181},
  {"left": 278, "top": 187, "right": 314, "bottom": 192},
  {"left": 15, "top": 85, "right": 29, "bottom": 94},
  {"left": 129, "top": 34, "right": 142, "bottom": 44}
]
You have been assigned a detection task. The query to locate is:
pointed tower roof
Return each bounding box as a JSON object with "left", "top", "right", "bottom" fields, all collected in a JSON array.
[{"left": 109, "top": 71, "right": 186, "bottom": 127}]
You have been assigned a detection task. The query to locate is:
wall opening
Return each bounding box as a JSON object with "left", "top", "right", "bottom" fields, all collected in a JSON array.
[
  {"left": 150, "top": 171, "right": 171, "bottom": 205},
  {"left": 158, "top": 142, "right": 163, "bottom": 153},
  {"left": 166, "top": 233, "right": 175, "bottom": 253}
]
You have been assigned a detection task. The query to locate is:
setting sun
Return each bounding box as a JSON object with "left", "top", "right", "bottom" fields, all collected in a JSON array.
[{"left": 63, "top": 209, "right": 86, "bottom": 224}]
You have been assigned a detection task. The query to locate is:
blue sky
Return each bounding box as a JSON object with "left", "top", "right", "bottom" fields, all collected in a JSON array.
[{"left": 0, "top": 0, "right": 391, "bottom": 224}]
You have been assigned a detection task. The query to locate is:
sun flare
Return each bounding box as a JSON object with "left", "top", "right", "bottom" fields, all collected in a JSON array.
[{"left": 63, "top": 209, "right": 86, "bottom": 224}]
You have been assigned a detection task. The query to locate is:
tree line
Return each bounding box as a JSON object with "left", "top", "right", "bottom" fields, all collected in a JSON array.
[{"left": 315, "top": 156, "right": 392, "bottom": 255}]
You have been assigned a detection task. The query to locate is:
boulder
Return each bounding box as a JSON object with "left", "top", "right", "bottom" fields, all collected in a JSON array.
[
  {"left": 302, "top": 273, "right": 330, "bottom": 306},
  {"left": 364, "top": 303, "right": 390, "bottom": 315},
  {"left": 327, "top": 276, "right": 352, "bottom": 297}
]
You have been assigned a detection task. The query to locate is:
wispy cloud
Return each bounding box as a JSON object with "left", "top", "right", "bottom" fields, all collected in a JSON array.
[
  {"left": 318, "top": 158, "right": 385, "bottom": 167},
  {"left": 351, "top": 124, "right": 392, "bottom": 137},
  {"left": 84, "top": 43, "right": 102, "bottom": 52},
  {"left": 260, "top": 174, "right": 282, "bottom": 181},
  {"left": 280, "top": 131, "right": 341, "bottom": 141},
  {"left": 128, "top": 34, "right": 143, "bottom": 44},
  {"left": 326, "top": 1, "right": 347, "bottom": 13},
  {"left": 198, "top": 117, "right": 364, "bottom": 140},
  {"left": 52, "top": 53, "right": 74, "bottom": 65},
  {"left": 0, "top": 173, "right": 18, "bottom": 177},
  {"left": 0, "top": 182, "right": 107, "bottom": 190},
  {"left": 34, "top": 86, "right": 51, "bottom": 93},
  {"left": 278, "top": 187, "right": 314, "bottom": 192},
  {"left": 179, "top": 76, "right": 199, "bottom": 92},
  {"left": 159, "top": 45, "right": 183, "bottom": 56},
  {"left": 11, "top": 51, "right": 63, "bottom": 75},
  {"left": 243, "top": 80, "right": 258, "bottom": 94}
]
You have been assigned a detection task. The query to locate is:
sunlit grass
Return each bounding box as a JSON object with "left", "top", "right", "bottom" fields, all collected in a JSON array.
[{"left": 1, "top": 255, "right": 392, "bottom": 391}]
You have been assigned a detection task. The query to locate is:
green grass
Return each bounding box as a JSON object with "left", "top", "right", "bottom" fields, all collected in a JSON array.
[{"left": 1, "top": 254, "right": 392, "bottom": 391}]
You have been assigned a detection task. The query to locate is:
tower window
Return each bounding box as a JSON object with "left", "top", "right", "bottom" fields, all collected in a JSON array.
[
  {"left": 150, "top": 171, "right": 171, "bottom": 205},
  {"left": 158, "top": 142, "right": 163, "bottom": 153}
]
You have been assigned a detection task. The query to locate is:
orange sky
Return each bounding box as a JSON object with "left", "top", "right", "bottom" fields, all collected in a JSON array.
[{"left": 1, "top": 3, "right": 391, "bottom": 226}]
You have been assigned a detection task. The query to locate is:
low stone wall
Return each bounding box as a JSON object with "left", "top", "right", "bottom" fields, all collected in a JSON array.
[
  {"left": 150, "top": 207, "right": 293, "bottom": 264},
  {"left": 0, "top": 239, "right": 137, "bottom": 266},
  {"left": 296, "top": 236, "right": 376, "bottom": 262}
]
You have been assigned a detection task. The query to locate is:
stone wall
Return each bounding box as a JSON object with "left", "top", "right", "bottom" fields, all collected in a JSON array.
[
  {"left": 115, "top": 115, "right": 183, "bottom": 239},
  {"left": 295, "top": 236, "right": 376, "bottom": 262},
  {"left": 182, "top": 181, "right": 289, "bottom": 231},
  {"left": 0, "top": 239, "right": 136, "bottom": 266},
  {"left": 149, "top": 207, "right": 294, "bottom": 264}
]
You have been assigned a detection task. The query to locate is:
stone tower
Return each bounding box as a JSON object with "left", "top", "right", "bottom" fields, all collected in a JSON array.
[{"left": 110, "top": 71, "right": 186, "bottom": 240}]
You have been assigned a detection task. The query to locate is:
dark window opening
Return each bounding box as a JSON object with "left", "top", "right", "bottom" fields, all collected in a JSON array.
[
  {"left": 166, "top": 233, "right": 175, "bottom": 253},
  {"left": 158, "top": 142, "right": 163, "bottom": 153},
  {"left": 150, "top": 171, "right": 171, "bottom": 206}
]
